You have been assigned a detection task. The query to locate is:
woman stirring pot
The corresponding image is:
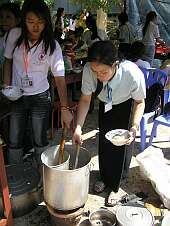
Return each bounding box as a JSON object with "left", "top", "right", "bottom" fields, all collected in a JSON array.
[{"left": 73, "top": 40, "right": 145, "bottom": 206}]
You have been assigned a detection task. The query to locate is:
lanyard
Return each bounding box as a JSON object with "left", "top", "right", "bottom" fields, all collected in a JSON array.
[
  {"left": 106, "top": 83, "right": 112, "bottom": 102},
  {"left": 23, "top": 45, "right": 29, "bottom": 78}
]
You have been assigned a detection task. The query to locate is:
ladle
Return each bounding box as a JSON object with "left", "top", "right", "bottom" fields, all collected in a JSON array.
[{"left": 74, "top": 144, "right": 80, "bottom": 169}]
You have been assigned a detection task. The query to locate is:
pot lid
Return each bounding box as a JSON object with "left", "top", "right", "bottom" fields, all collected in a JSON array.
[
  {"left": 116, "top": 203, "right": 154, "bottom": 226},
  {"left": 4, "top": 163, "right": 40, "bottom": 196}
]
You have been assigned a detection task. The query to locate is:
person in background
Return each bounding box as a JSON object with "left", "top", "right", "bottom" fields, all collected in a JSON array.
[
  {"left": 3, "top": 0, "right": 72, "bottom": 167},
  {"left": 160, "top": 59, "right": 170, "bottom": 90},
  {"left": 142, "top": 11, "right": 163, "bottom": 66},
  {"left": 69, "top": 14, "right": 77, "bottom": 32},
  {"left": 83, "top": 15, "right": 102, "bottom": 47},
  {"left": 73, "top": 40, "right": 145, "bottom": 206},
  {"left": 76, "top": 9, "right": 87, "bottom": 30},
  {"left": 0, "top": 2, "right": 21, "bottom": 83},
  {"left": 128, "top": 41, "right": 151, "bottom": 68},
  {"left": 117, "top": 12, "right": 136, "bottom": 60},
  {"left": 54, "top": 7, "right": 66, "bottom": 44}
]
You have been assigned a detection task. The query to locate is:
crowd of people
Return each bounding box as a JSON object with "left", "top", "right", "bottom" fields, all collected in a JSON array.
[{"left": 0, "top": 0, "right": 169, "bottom": 207}]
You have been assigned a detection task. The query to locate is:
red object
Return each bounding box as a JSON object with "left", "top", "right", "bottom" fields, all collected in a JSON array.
[
  {"left": 155, "top": 41, "right": 169, "bottom": 56},
  {"left": 0, "top": 145, "right": 13, "bottom": 226}
]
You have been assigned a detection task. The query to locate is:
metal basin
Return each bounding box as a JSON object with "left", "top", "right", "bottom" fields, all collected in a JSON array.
[{"left": 89, "top": 209, "right": 117, "bottom": 226}]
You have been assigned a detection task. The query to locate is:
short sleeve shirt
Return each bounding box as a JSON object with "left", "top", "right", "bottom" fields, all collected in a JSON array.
[
  {"left": 136, "top": 59, "right": 151, "bottom": 68},
  {"left": 143, "top": 21, "right": 160, "bottom": 46},
  {"left": 119, "top": 22, "right": 136, "bottom": 44},
  {"left": 4, "top": 27, "right": 65, "bottom": 95},
  {"left": 81, "top": 60, "right": 146, "bottom": 104}
]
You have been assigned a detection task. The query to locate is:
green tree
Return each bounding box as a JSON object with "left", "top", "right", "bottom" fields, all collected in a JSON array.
[
  {"left": 70, "top": 0, "right": 124, "bottom": 13},
  {"left": 10, "top": 0, "right": 55, "bottom": 9}
]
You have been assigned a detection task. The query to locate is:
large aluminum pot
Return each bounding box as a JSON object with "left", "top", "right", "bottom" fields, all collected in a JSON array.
[{"left": 41, "top": 145, "right": 91, "bottom": 211}]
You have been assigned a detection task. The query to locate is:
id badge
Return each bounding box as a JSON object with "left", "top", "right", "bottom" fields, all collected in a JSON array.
[
  {"left": 105, "top": 101, "right": 112, "bottom": 113},
  {"left": 21, "top": 76, "right": 33, "bottom": 87}
]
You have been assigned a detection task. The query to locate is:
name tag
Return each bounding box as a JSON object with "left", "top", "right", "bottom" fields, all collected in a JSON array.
[
  {"left": 21, "top": 76, "right": 33, "bottom": 87},
  {"left": 105, "top": 101, "right": 112, "bottom": 113}
]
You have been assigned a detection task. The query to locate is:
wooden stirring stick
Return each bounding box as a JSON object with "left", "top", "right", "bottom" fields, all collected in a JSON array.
[{"left": 58, "top": 125, "right": 67, "bottom": 164}]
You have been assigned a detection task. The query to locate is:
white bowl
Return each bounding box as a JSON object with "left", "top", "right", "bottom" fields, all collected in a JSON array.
[
  {"left": 105, "top": 129, "right": 130, "bottom": 146},
  {"left": 2, "top": 86, "right": 23, "bottom": 101}
]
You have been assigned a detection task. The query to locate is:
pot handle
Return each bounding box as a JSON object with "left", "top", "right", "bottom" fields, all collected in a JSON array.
[{"left": 85, "top": 162, "right": 94, "bottom": 176}]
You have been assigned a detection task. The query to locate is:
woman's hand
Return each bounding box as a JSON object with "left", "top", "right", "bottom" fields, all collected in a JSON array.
[
  {"left": 126, "top": 125, "right": 138, "bottom": 145},
  {"left": 61, "top": 109, "right": 73, "bottom": 129},
  {"left": 72, "top": 125, "right": 83, "bottom": 145}
]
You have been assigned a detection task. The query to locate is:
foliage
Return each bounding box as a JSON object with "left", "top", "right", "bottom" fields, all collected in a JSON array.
[
  {"left": 70, "top": 0, "right": 123, "bottom": 13},
  {"left": 10, "top": 0, "right": 55, "bottom": 9}
]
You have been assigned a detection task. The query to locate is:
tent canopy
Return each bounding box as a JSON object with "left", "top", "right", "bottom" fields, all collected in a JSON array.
[{"left": 127, "top": 0, "right": 170, "bottom": 45}]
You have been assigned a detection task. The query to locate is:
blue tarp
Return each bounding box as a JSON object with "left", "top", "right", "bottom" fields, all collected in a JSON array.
[{"left": 127, "top": 0, "right": 170, "bottom": 45}]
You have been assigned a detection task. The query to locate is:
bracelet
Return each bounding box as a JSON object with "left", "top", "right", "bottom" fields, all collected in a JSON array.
[{"left": 61, "top": 106, "right": 70, "bottom": 110}]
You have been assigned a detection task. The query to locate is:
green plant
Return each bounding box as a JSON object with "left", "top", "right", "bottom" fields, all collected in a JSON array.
[
  {"left": 70, "top": 0, "right": 123, "bottom": 13},
  {"left": 10, "top": 0, "right": 55, "bottom": 9}
]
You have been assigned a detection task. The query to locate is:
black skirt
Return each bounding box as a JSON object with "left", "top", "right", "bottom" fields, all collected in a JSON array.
[{"left": 98, "top": 99, "right": 133, "bottom": 192}]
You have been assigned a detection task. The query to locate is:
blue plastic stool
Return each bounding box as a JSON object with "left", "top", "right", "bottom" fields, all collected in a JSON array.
[
  {"left": 139, "top": 67, "right": 168, "bottom": 152},
  {"left": 148, "top": 89, "right": 170, "bottom": 146}
]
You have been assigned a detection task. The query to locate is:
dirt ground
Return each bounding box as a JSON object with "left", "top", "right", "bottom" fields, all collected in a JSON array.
[{"left": 12, "top": 100, "right": 170, "bottom": 226}]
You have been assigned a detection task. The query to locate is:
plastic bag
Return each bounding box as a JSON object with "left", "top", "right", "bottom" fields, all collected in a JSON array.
[{"left": 136, "top": 146, "right": 170, "bottom": 209}]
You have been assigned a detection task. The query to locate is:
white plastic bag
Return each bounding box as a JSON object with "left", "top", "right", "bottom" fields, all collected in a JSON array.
[{"left": 136, "top": 146, "right": 170, "bottom": 209}]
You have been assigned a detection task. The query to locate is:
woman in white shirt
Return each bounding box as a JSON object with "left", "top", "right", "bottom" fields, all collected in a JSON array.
[
  {"left": 73, "top": 41, "right": 145, "bottom": 206},
  {"left": 0, "top": 2, "right": 21, "bottom": 82},
  {"left": 118, "top": 12, "right": 136, "bottom": 59},
  {"left": 142, "top": 11, "right": 163, "bottom": 66},
  {"left": 3, "top": 0, "right": 72, "bottom": 165}
]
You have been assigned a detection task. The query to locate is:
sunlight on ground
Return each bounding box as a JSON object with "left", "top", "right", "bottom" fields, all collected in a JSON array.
[{"left": 82, "top": 129, "right": 99, "bottom": 141}]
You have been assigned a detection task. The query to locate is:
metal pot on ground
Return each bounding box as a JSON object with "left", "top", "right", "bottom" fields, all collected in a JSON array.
[
  {"left": 89, "top": 208, "right": 117, "bottom": 226},
  {"left": 41, "top": 145, "right": 91, "bottom": 211}
]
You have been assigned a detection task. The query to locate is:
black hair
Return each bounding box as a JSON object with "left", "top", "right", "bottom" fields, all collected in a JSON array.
[
  {"left": 118, "top": 12, "right": 128, "bottom": 26},
  {"left": 143, "top": 11, "right": 157, "bottom": 37},
  {"left": 74, "top": 26, "right": 84, "bottom": 37},
  {"left": 0, "top": 2, "right": 21, "bottom": 20},
  {"left": 55, "top": 7, "right": 64, "bottom": 25},
  {"left": 118, "top": 43, "right": 131, "bottom": 60},
  {"left": 88, "top": 40, "right": 118, "bottom": 66},
  {"left": 16, "top": 0, "right": 56, "bottom": 55},
  {"left": 86, "top": 16, "right": 99, "bottom": 40},
  {"left": 128, "top": 41, "right": 145, "bottom": 62}
]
